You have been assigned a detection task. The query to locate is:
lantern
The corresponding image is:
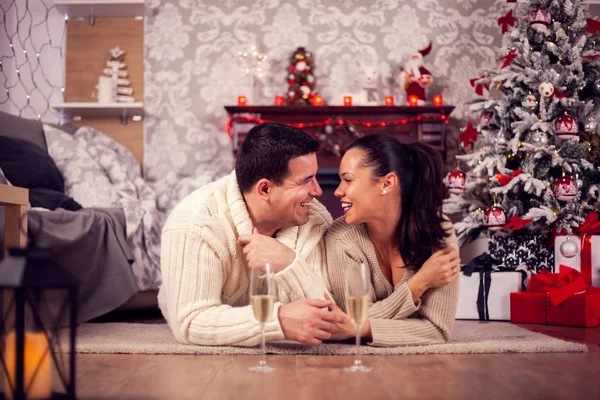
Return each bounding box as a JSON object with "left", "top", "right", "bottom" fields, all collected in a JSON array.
[{"left": 0, "top": 247, "right": 78, "bottom": 399}]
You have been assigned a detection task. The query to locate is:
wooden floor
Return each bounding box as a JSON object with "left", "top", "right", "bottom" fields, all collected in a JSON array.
[{"left": 71, "top": 311, "right": 600, "bottom": 400}]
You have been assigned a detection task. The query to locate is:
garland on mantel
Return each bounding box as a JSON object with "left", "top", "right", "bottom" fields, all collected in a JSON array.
[{"left": 227, "top": 114, "right": 449, "bottom": 156}]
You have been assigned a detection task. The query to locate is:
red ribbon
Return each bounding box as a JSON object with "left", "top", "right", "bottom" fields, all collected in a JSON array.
[
  {"left": 577, "top": 212, "right": 600, "bottom": 235},
  {"left": 458, "top": 122, "right": 478, "bottom": 147},
  {"left": 527, "top": 265, "right": 588, "bottom": 307},
  {"left": 587, "top": 18, "right": 600, "bottom": 35},
  {"left": 495, "top": 169, "right": 522, "bottom": 186},
  {"left": 498, "top": 10, "right": 515, "bottom": 34},
  {"left": 503, "top": 215, "right": 532, "bottom": 231},
  {"left": 498, "top": 49, "right": 518, "bottom": 69},
  {"left": 469, "top": 76, "right": 489, "bottom": 96}
]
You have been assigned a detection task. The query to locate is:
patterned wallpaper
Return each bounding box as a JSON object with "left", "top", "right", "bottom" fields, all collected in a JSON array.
[{"left": 143, "top": 0, "right": 512, "bottom": 199}]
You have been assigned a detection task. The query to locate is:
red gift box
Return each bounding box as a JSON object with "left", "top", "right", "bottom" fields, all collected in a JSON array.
[{"left": 510, "top": 265, "right": 600, "bottom": 327}]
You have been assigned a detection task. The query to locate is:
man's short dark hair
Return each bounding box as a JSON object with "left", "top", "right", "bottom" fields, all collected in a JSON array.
[{"left": 235, "top": 122, "right": 320, "bottom": 193}]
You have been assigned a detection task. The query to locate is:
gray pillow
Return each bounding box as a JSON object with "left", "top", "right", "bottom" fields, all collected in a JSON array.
[{"left": 0, "top": 111, "right": 48, "bottom": 151}]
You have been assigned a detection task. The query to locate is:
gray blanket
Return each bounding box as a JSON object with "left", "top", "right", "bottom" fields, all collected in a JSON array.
[{"left": 28, "top": 208, "right": 138, "bottom": 323}]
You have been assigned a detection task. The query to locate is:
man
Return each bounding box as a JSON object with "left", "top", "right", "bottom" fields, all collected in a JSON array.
[{"left": 158, "top": 122, "right": 344, "bottom": 346}]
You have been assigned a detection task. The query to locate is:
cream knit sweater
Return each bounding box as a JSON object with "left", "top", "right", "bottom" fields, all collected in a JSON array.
[
  {"left": 324, "top": 217, "right": 459, "bottom": 347},
  {"left": 158, "top": 171, "right": 332, "bottom": 347}
]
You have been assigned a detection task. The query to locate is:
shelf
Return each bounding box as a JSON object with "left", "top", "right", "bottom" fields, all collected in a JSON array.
[
  {"left": 224, "top": 105, "right": 454, "bottom": 116},
  {"left": 54, "top": 0, "right": 145, "bottom": 18},
  {"left": 52, "top": 102, "right": 144, "bottom": 123}
]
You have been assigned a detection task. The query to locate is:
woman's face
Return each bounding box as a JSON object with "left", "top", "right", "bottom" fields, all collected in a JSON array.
[{"left": 334, "top": 148, "right": 384, "bottom": 225}]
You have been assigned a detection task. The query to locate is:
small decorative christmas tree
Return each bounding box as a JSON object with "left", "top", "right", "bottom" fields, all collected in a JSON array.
[
  {"left": 103, "top": 46, "right": 135, "bottom": 103},
  {"left": 287, "top": 47, "right": 317, "bottom": 105},
  {"left": 445, "top": 0, "right": 600, "bottom": 245}
]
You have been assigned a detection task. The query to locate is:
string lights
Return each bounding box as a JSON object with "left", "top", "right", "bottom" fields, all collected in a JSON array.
[
  {"left": 226, "top": 114, "right": 449, "bottom": 138},
  {"left": 0, "top": 0, "right": 66, "bottom": 121}
]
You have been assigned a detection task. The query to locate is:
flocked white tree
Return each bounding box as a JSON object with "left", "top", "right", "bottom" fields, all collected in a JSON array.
[{"left": 444, "top": 0, "right": 600, "bottom": 244}]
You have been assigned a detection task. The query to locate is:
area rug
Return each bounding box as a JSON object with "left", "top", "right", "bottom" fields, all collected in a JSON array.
[{"left": 71, "top": 321, "right": 587, "bottom": 355}]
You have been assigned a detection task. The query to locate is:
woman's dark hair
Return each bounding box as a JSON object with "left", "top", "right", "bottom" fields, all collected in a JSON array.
[
  {"left": 236, "top": 122, "right": 320, "bottom": 193},
  {"left": 348, "top": 134, "right": 449, "bottom": 270}
]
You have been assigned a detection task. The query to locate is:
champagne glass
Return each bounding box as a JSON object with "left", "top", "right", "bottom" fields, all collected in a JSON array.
[
  {"left": 249, "top": 263, "right": 276, "bottom": 373},
  {"left": 344, "top": 262, "right": 373, "bottom": 373}
]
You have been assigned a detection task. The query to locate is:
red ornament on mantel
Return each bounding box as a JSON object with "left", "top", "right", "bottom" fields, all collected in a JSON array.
[
  {"left": 553, "top": 176, "right": 577, "bottom": 201},
  {"left": 554, "top": 113, "right": 579, "bottom": 140},
  {"left": 237, "top": 96, "right": 247, "bottom": 106},
  {"left": 312, "top": 95, "right": 323, "bottom": 106},
  {"left": 343, "top": 96, "right": 353, "bottom": 106},
  {"left": 484, "top": 206, "right": 507, "bottom": 232},
  {"left": 444, "top": 170, "right": 467, "bottom": 194},
  {"left": 408, "top": 95, "right": 419, "bottom": 106}
]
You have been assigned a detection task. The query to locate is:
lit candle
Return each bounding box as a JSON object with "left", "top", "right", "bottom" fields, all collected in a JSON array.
[
  {"left": 408, "top": 95, "right": 419, "bottom": 106},
  {"left": 384, "top": 96, "right": 394, "bottom": 106},
  {"left": 274, "top": 96, "right": 285, "bottom": 106},
  {"left": 4, "top": 331, "right": 52, "bottom": 399},
  {"left": 312, "top": 95, "right": 323, "bottom": 106},
  {"left": 343, "top": 96, "right": 352, "bottom": 106},
  {"left": 433, "top": 94, "right": 443, "bottom": 106},
  {"left": 237, "top": 96, "right": 247, "bottom": 106}
]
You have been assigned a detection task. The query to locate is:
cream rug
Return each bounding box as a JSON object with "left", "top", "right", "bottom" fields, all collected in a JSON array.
[{"left": 72, "top": 321, "right": 587, "bottom": 355}]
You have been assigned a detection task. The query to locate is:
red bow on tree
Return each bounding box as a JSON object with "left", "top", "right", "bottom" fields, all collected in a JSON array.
[
  {"left": 495, "top": 169, "right": 523, "bottom": 186},
  {"left": 503, "top": 215, "right": 532, "bottom": 231},
  {"left": 498, "top": 49, "right": 518, "bottom": 69},
  {"left": 469, "top": 76, "right": 489, "bottom": 96},
  {"left": 587, "top": 18, "right": 600, "bottom": 35},
  {"left": 458, "top": 122, "right": 478, "bottom": 148},
  {"left": 498, "top": 10, "right": 515, "bottom": 34},
  {"left": 577, "top": 212, "right": 600, "bottom": 235}
]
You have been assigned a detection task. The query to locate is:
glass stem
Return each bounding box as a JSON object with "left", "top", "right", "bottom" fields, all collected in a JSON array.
[
  {"left": 260, "top": 322, "right": 266, "bottom": 366},
  {"left": 355, "top": 324, "right": 362, "bottom": 366}
]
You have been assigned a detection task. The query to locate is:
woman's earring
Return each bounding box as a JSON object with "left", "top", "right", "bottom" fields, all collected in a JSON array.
[{"left": 382, "top": 190, "right": 387, "bottom": 195}]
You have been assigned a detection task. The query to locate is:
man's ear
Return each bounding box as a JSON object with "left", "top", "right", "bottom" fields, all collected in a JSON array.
[{"left": 255, "top": 178, "right": 272, "bottom": 200}]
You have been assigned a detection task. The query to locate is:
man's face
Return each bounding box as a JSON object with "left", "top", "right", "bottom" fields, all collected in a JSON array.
[{"left": 268, "top": 153, "right": 322, "bottom": 229}]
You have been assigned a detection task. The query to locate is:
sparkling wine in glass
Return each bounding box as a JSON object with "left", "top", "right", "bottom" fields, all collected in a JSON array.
[
  {"left": 249, "top": 263, "right": 276, "bottom": 373},
  {"left": 344, "top": 262, "right": 373, "bottom": 373}
]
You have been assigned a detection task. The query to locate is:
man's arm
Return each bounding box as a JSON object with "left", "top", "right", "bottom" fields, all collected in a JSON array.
[{"left": 160, "top": 226, "right": 284, "bottom": 347}]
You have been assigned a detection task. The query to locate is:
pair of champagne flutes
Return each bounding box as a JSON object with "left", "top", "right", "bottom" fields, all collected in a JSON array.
[{"left": 249, "top": 263, "right": 372, "bottom": 373}]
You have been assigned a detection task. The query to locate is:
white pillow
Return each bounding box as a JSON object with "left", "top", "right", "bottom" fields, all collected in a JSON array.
[{"left": 43, "top": 125, "right": 119, "bottom": 208}]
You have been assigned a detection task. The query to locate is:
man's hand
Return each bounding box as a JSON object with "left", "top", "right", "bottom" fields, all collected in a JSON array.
[
  {"left": 278, "top": 299, "right": 346, "bottom": 345},
  {"left": 238, "top": 228, "right": 295, "bottom": 272}
]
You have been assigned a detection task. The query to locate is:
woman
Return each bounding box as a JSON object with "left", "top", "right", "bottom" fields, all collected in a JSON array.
[{"left": 325, "top": 134, "right": 460, "bottom": 347}]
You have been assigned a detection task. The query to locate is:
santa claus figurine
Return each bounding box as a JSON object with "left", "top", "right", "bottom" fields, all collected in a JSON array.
[{"left": 401, "top": 42, "right": 434, "bottom": 105}]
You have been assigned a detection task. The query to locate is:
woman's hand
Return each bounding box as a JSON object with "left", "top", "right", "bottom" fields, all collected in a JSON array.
[
  {"left": 414, "top": 245, "right": 460, "bottom": 290},
  {"left": 323, "top": 294, "right": 360, "bottom": 341}
]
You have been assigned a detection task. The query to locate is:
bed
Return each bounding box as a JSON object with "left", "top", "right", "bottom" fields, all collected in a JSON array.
[{"left": 0, "top": 111, "right": 162, "bottom": 322}]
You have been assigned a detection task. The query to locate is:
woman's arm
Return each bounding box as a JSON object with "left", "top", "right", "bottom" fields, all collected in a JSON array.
[{"left": 362, "top": 277, "right": 459, "bottom": 346}]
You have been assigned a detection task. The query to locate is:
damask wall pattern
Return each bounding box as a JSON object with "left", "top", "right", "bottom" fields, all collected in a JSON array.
[{"left": 144, "top": 0, "right": 512, "bottom": 200}]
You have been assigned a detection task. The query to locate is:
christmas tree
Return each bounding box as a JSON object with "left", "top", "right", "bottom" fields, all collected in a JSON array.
[
  {"left": 286, "top": 47, "right": 317, "bottom": 105},
  {"left": 444, "top": 0, "right": 600, "bottom": 245},
  {"left": 103, "top": 46, "right": 135, "bottom": 103}
]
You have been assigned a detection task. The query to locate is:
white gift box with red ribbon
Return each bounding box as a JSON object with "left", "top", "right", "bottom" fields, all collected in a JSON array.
[{"left": 554, "top": 235, "right": 600, "bottom": 288}]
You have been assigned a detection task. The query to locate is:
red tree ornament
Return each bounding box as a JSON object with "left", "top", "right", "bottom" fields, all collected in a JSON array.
[
  {"left": 554, "top": 113, "right": 579, "bottom": 140},
  {"left": 553, "top": 176, "right": 577, "bottom": 201},
  {"left": 444, "top": 170, "right": 467, "bottom": 194},
  {"left": 530, "top": 8, "right": 551, "bottom": 32},
  {"left": 484, "top": 206, "right": 507, "bottom": 231}
]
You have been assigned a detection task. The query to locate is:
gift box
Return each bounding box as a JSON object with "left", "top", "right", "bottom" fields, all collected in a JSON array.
[
  {"left": 510, "top": 265, "right": 600, "bottom": 327},
  {"left": 488, "top": 233, "right": 554, "bottom": 273},
  {"left": 456, "top": 253, "right": 526, "bottom": 321},
  {"left": 553, "top": 213, "right": 600, "bottom": 287}
]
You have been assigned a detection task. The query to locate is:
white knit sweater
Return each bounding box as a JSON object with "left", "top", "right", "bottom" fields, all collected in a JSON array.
[{"left": 158, "top": 171, "right": 332, "bottom": 346}]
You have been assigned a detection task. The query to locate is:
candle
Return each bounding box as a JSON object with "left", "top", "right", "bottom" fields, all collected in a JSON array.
[
  {"left": 384, "top": 96, "right": 394, "bottom": 106},
  {"left": 343, "top": 96, "right": 352, "bottom": 106},
  {"left": 433, "top": 94, "right": 443, "bottom": 106},
  {"left": 4, "top": 331, "right": 51, "bottom": 399},
  {"left": 312, "top": 95, "right": 323, "bottom": 106},
  {"left": 408, "top": 95, "right": 419, "bottom": 106},
  {"left": 237, "top": 96, "right": 247, "bottom": 106},
  {"left": 274, "top": 96, "right": 285, "bottom": 106}
]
